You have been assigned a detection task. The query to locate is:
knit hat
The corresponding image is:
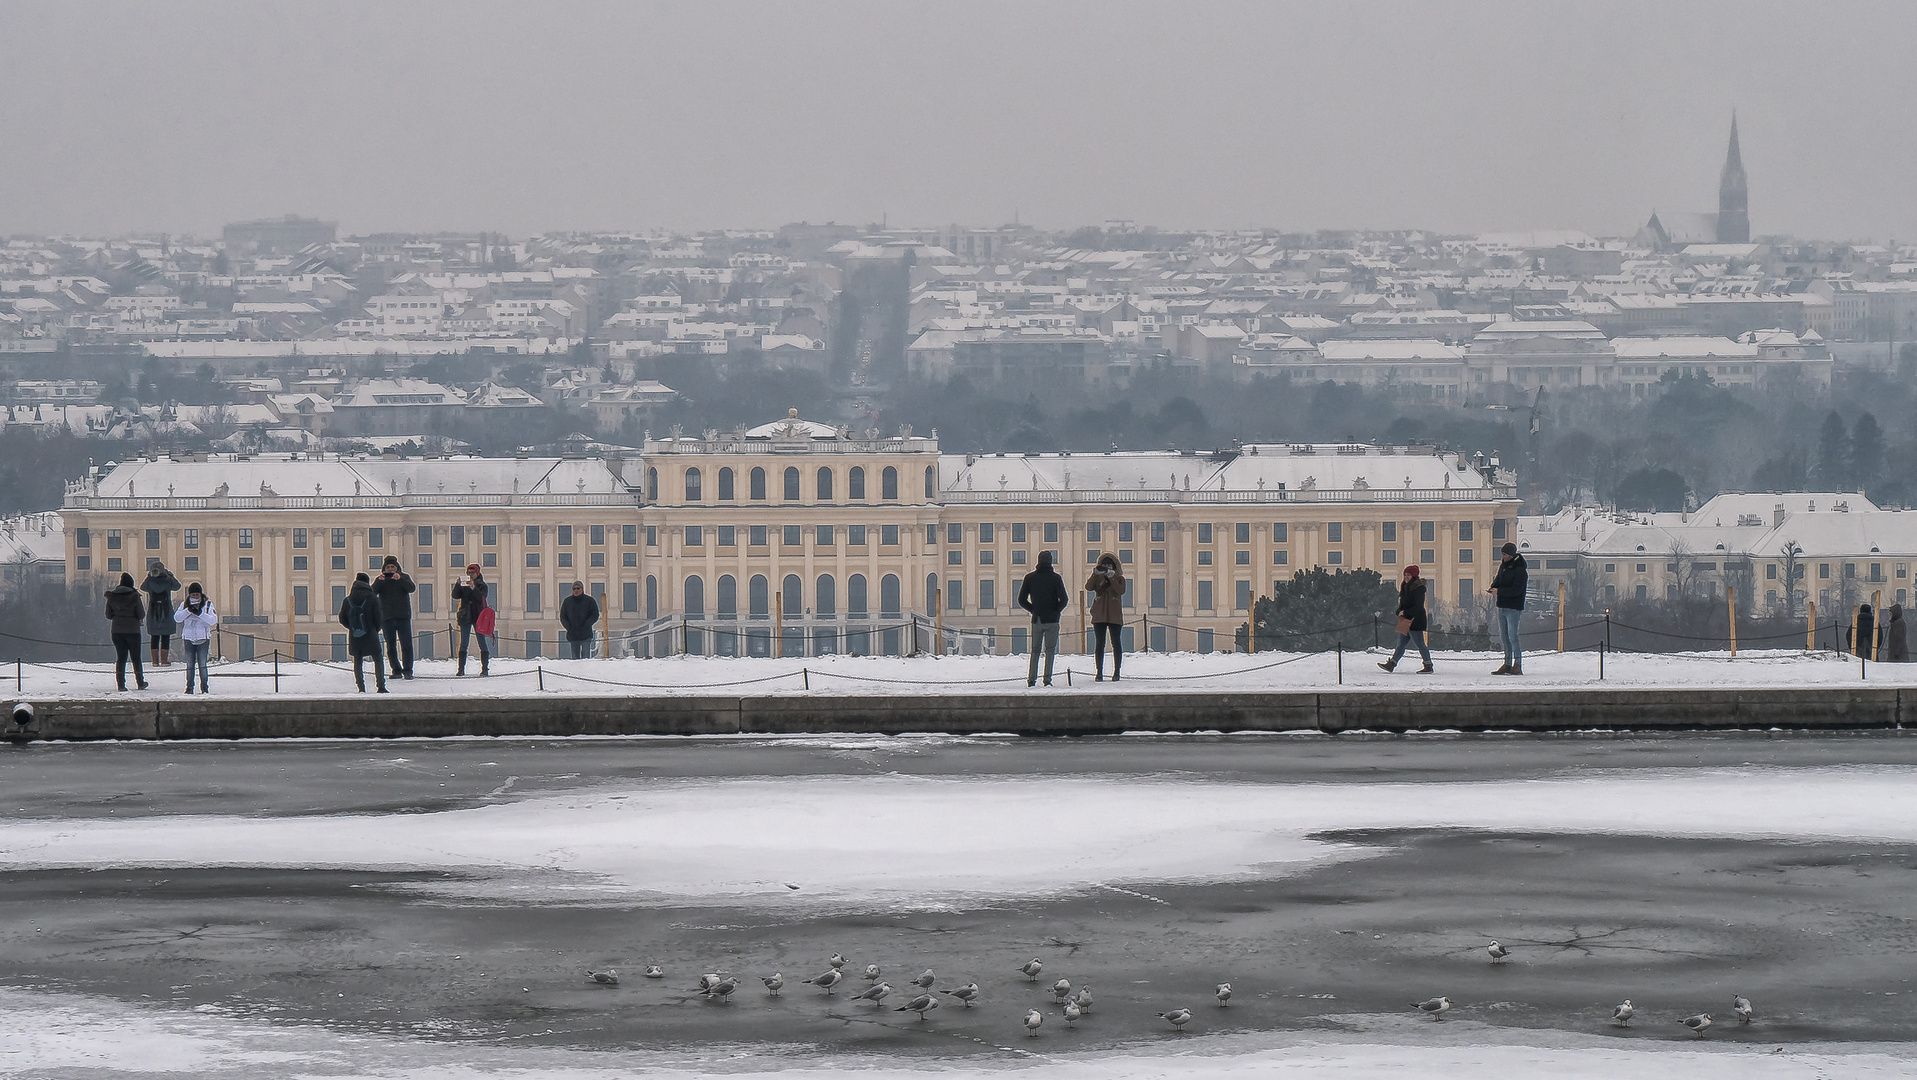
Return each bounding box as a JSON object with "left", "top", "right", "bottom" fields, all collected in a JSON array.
[
  {"left": 1502, "top": 542, "right": 1518, "bottom": 556},
  {"left": 382, "top": 554, "right": 400, "bottom": 567},
  {"left": 1403, "top": 565, "right": 1420, "bottom": 579},
  {"left": 355, "top": 572, "right": 370, "bottom": 584}
]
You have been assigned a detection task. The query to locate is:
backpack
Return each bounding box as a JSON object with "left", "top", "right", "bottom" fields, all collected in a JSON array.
[{"left": 346, "top": 596, "right": 374, "bottom": 638}]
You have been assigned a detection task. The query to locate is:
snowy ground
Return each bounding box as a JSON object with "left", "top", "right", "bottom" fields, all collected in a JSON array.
[
  {"left": 3, "top": 735, "right": 1917, "bottom": 1077},
  {"left": 11, "top": 646, "right": 1909, "bottom": 699}
]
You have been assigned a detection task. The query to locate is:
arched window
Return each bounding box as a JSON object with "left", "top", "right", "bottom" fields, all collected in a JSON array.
[
  {"left": 783, "top": 574, "right": 802, "bottom": 617},
  {"left": 926, "top": 573, "right": 938, "bottom": 614},
  {"left": 816, "top": 467, "right": 833, "bottom": 501},
  {"left": 750, "top": 467, "right": 767, "bottom": 501},
  {"left": 925, "top": 465, "right": 937, "bottom": 499},
  {"left": 849, "top": 466, "right": 866, "bottom": 501},
  {"left": 238, "top": 585, "right": 255, "bottom": 618},
  {"left": 815, "top": 574, "right": 836, "bottom": 617},
  {"left": 717, "top": 575, "right": 737, "bottom": 619},
  {"left": 645, "top": 575, "right": 658, "bottom": 619},
  {"left": 783, "top": 466, "right": 801, "bottom": 502},
  {"left": 684, "top": 575, "right": 705, "bottom": 616},
  {"left": 749, "top": 574, "right": 769, "bottom": 618},
  {"left": 848, "top": 574, "right": 868, "bottom": 618},
  {"left": 880, "top": 574, "right": 901, "bottom": 618},
  {"left": 881, "top": 466, "right": 898, "bottom": 501},
  {"left": 718, "top": 467, "right": 735, "bottom": 501},
  {"left": 684, "top": 467, "right": 702, "bottom": 502},
  {"left": 647, "top": 467, "right": 658, "bottom": 502}
]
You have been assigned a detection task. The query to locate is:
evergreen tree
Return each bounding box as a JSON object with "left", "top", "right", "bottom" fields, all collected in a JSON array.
[
  {"left": 1814, "top": 411, "right": 1851, "bottom": 490},
  {"left": 1850, "top": 412, "right": 1883, "bottom": 496},
  {"left": 1236, "top": 567, "right": 1398, "bottom": 652}
]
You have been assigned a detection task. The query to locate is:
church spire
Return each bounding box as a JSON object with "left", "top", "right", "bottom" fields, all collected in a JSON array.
[{"left": 1716, "top": 112, "right": 1750, "bottom": 244}]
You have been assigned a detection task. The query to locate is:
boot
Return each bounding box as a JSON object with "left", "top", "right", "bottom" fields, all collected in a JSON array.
[
  {"left": 1378, "top": 659, "right": 1397, "bottom": 672},
  {"left": 1493, "top": 663, "right": 1512, "bottom": 675},
  {"left": 1509, "top": 664, "right": 1523, "bottom": 676},
  {"left": 151, "top": 647, "right": 161, "bottom": 668},
  {"left": 1418, "top": 663, "right": 1434, "bottom": 674},
  {"left": 161, "top": 648, "right": 170, "bottom": 667},
  {"left": 457, "top": 651, "right": 467, "bottom": 676}
]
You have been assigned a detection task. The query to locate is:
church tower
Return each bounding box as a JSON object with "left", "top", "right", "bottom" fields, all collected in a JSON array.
[{"left": 1716, "top": 114, "right": 1749, "bottom": 244}]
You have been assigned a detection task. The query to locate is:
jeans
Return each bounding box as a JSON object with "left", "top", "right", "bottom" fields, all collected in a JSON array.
[
  {"left": 382, "top": 618, "right": 414, "bottom": 676},
  {"left": 1092, "top": 621, "right": 1123, "bottom": 679},
  {"left": 1028, "top": 621, "right": 1059, "bottom": 685},
  {"left": 568, "top": 636, "right": 592, "bottom": 659},
  {"left": 458, "top": 623, "right": 492, "bottom": 670},
  {"left": 112, "top": 632, "right": 145, "bottom": 689},
  {"left": 352, "top": 648, "right": 387, "bottom": 692},
  {"left": 182, "top": 639, "right": 210, "bottom": 691},
  {"left": 1389, "top": 630, "right": 1431, "bottom": 667},
  {"left": 1498, "top": 607, "right": 1523, "bottom": 667}
]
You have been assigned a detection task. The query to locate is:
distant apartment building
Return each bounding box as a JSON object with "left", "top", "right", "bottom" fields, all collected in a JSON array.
[{"left": 222, "top": 215, "right": 339, "bottom": 256}]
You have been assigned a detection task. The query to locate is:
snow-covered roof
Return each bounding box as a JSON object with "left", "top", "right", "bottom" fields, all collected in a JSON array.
[
  {"left": 1318, "top": 340, "right": 1466, "bottom": 362},
  {"left": 744, "top": 411, "right": 842, "bottom": 439},
  {"left": 1610, "top": 337, "right": 1758, "bottom": 360},
  {"left": 939, "top": 446, "right": 1503, "bottom": 497},
  {"left": 81, "top": 454, "right": 636, "bottom": 501}
]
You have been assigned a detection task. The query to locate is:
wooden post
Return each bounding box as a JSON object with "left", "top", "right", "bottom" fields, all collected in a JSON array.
[
  {"left": 1728, "top": 584, "right": 1737, "bottom": 657},
  {"left": 1807, "top": 600, "right": 1816, "bottom": 651},
  {"left": 1556, "top": 580, "right": 1566, "bottom": 653},
  {"left": 774, "top": 591, "right": 783, "bottom": 659},
  {"left": 933, "top": 585, "right": 944, "bottom": 656}
]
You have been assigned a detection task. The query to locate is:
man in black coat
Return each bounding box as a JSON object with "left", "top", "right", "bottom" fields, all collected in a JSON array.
[
  {"left": 1488, "top": 542, "right": 1528, "bottom": 675},
  {"left": 558, "top": 581, "right": 600, "bottom": 659},
  {"left": 338, "top": 573, "right": 387, "bottom": 693},
  {"left": 1017, "top": 549, "right": 1070, "bottom": 687},
  {"left": 372, "top": 555, "right": 417, "bottom": 679}
]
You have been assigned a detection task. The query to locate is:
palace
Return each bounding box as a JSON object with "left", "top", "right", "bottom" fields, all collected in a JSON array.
[{"left": 59, "top": 411, "right": 1519, "bottom": 660}]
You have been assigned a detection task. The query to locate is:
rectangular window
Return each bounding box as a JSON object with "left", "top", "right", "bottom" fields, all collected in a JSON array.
[
  {"left": 622, "top": 581, "right": 639, "bottom": 613},
  {"left": 1198, "top": 551, "right": 1213, "bottom": 565},
  {"left": 1235, "top": 580, "right": 1252, "bottom": 611},
  {"left": 75, "top": 528, "right": 90, "bottom": 547},
  {"left": 590, "top": 552, "right": 604, "bottom": 567},
  {"left": 817, "top": 525, "right": 834, "bottom": 546},
  {"left": 948, "top": 522, "right": 963, "bottom": 544},
  {"left": 526, "top": 553, "right": 541, "bottom": 567},
  {"left": 623, "top": 552, "right": 637, "bottom": 567},
  {"left": 928, "top": 524, "right": 939, "bottom": 546},
  {"left": 526, "top": 631, "right": 541, "bottom": 659},
  {"left": 980, "top": 523, "right": 995, "bottom": 543},
  {"left": 1235, "top": 550, "right": 1250, "bottom": 565},
  {"left": 451, "top": 525, "right": 466, "bottom": 546},
  {"left": 525, "top": 525, "right": 540, "bottom": 545},
  {"left": 1044, "top": 523, "right": 1059, "bottom": 543},
  {"left": 526, "top": 582, "right": 541, "bottom": 612},
  {"left": 331, "top": 528, "right": 345, "bottom": 549},
  {"left": 1328, "top": 551, "right": 1343, "bottom": 565},
  {"left": 417, "top": 525, "right": 432, "bottom": 546},
  {"left": 1235, "top": 522, "right": 1250, "bottom": 544},
  {"left": 1151, "top": 549, "right": 1165, "bottom": 564},
  {"left": 882, "top": 525, "right": 900, "bottom": 546},
  {"left": 1381, "top": 521, "right": 1396, "bottom": 542},
  {"left": 1458, "top": 578, "right": 1475, "bottom": 607},
  {"left": 1846, "top": 563, "right": 1856, "bottom": 578},
  {"left": 1382, "top": 549, "right": 1396, "bottom": 564},
  {"left": 750, "top": 525, "right": 768, "bottom": 547},
  {"left": 947, "top": 580, "right": 964, "bottom": 610},
  {"left": 1492, "top": 518, "right": 1507, "bottom": 540},
  {"left": 106, "top": 557, "right": 120, "bottom": 572},
  {"left": 1198, "top": 523, "right": 1213, "bottom": 544},
  {"left": 850, "top": 525, "right": 868, "bottom": 546},
  {"left": 332, "top": 555, "right": 347, "bottom": 571},
  {"left": 1087, "top": 522, "right": 1102, "bottom": 542},
  {"left": 482, "top": 553, "right": 497, "bottom": 568},
  {"left": 145, "top": 528, "right": 159, "bottom": 549},
  {"left": 1013, "top": 626, "right": 1028, "bottom": 654},
  {"left": 784, "top": 525, "right": 802, "bottom": 547},
  {"left": 1460, "top": 550, "right": 1474, "bottom": 563},
  {"left": 1197, "top": 581, "right": 1213, "bottom": 611},
  {"left": 591, "top": 524, "right": 605, "bottom": 546},
  {"left": 369, "top": 557, "right": 384, "bottom": 571},
  {"left": 1086, "top": 548, "right": 1099, "bottom": 565},
  {"left": 685, "top": 525, "right": 703, "bottom": 546},
  {"left": 1274, "top": 550, "right": 1290, "bottom": 564},
  {"left": 483, "top": 526, "right": 498, "bottom": 546},
  {"left": 107, "top": 530, "right": 121, "bottom": 550},
  {"left": 417, "top": 584, "right": 433, "bottom": 613},
  {"left": 950, "top": 551, "right": 964, "bottom": 565},
  {"left": 331, "top": 633, "right": 348, "bottom": 662},
  {"left": 980, "top": 550, "right": 994, "bottom": 564},
  {"left": 418, "top": 554, "right": 432, "bottom": 568},
  {"left": 1151, "top": 522, "right": 1166, "bottom": 543},
  {"left": 184, "top": 529, "right": 198, "bottom": 549},
  {"left": 1118, "top": 522, "right": 1133, "bottom": 542},
  {"left": 1012, "top": 550, "right": 1028, "bottom": 565},
  {"left": 1118, "top": 549, "right": 1131, "bottom": 564},
  {"left": 332, "top": 584, "right": 347, "bottom": 611},
  {"left": 1150, "top": 578, "right": 1167, "bottom": 608},
  {"left": 184, "top": 557, "right": 199, "bottom": 571},
  {"left": 1327, "top": 522, "right": 1343, "bottom": 543},
  {"left": 368, "top": 527, "right": 384, "bottom": 548},
  {"left": 558, "top": 525, "right": 572, "bottom": 546},
  {"left": 1458, "top": 521, "right": 1474, "bottom": 542},
  {"left": 979, "top": 579, "right": 996, "bottom": 610},
  {"left": 1198, "top": 628, "right": 1214, "bottom": 654},
  {"left": 628, "top": 525, "right": 641, "bottom": 546},
  {"left": 1012, "top": 523, "right": 1027, "bottom": 543},
  {"left": 1421, "top": 521, "right": 1435, "bottom": 543},
  {"left": 558, "top": 552, "right": 573, "bottom": 568},
  {"left": 1273, "top": 523, "right": 1288, "bottom": 543},
  {"left": 294, "top": 556, "right": 308, "bottom": 570},
  {"left": 718, "top": 525, "right": 736, "bottom": 547},
  {"left": 1421, "top": 548, "right": 1436, "bottom": 563},
  {"left": 293, "top": 586, "right": 309, "bottom": 615},
  {"left": 239, "top": 529, "right": 253, "bottom": 549}
]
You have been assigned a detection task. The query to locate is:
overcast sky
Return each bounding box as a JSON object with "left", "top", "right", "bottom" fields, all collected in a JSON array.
[{"left": 3, "top": 1, "right": 1914, "bottom": 242}]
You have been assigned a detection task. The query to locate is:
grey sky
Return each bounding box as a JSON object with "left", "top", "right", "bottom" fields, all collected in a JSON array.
[{"left": 3, "top": 0, "right": 1914, "bottom": 241}]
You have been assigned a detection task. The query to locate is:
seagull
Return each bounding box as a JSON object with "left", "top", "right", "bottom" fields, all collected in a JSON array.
[
  {"left": 1063, "top": 1001, "right": 1082, "bottom": 1025},
  {"left": 827, "top": 954, "right": 848, "bottom": 970},
  {"left": 642, "top": 965, "right": 665, "bottom": 979},
  {"left": 762, "top": 973, "right": 784, "bottom": 996},
  {"left": 895, "top": 993, "right": 938, "bottom": 1020},
  {"left": 1611, "top": 999, "right": 1633, "bottom": 1026},
  {"left": 696, "top": 973, "right": 723, "bottom": 993},
  {"left": 1733, "top": 996, "right": 1753, "bottom": 1023},
  {"left": 1020, "top": 958, "right": 1044, "bottom": 980},
  {"left": 703, "top": 977, "right": 740, "bottom": 1003},
  {"left": 852, "top": 981, "right": 894, "bottom": 1007},
  {"left": 1024, "top": 1009, "right": 1044, "bottom": 1037},
  {"left": 1411, "top": 996, "right": 1451, "bottom": 1020},
  {"left": 1215, "top": 982, "right": 1233, "bottom": 1006},
  {"left": 940, "top": 982, "right": 981, "bottom": 1007},
  {"left": 912, "top": 969, "right": 936, "bottom": 990},
  {"left": 1052, "top": 978, "right": 1073, "bottom": 1002},
  {"left": 1488, "top": 941, "right": 1509, "bottom": 963},
  {"left": 1680, "top": 1012, "right": 1713, "bottom": 1037},
  {"left": 1159, "top": 1008, "right": 1193, "bottom": 1032},
  {"left": 585, "top": 968, "right": 619, "bottom": 986},
  {"left": 1072, "top": 987, "right": 1093, "bottom": 1011},
  {"left": 862, "top": 964, "right": 883, "bottom": 981},
  {"left": 805, "top": 969, "right": 843, "bottom": 993}
]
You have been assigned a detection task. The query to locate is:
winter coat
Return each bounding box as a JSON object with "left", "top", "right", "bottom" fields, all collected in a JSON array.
[
  {"left": 1889, "top": 606, "right": 1908, "bottom": 663},
  {"left": 1018, "top": 561, "right": 1071, "bottom": 624},
  {"left": 337, "top": 583, "right": 384, "bottom": 656},
  {"left": 1857, "top": 605, "right": 1876, "bottom": 659},
  {"left": 1396, "top": 578, "right": 1429, "bottom": 633},
  {"left": 1490, "top": 555, "right": 1528, "bottom": 610},
  {"left": 142, "top": 569, "right": 181, "bottom": 637},
  {"left": 173, "top": 598, "right": 219, "bottom": 644},
  {"left": 452, "top": 578, "right": 489, "bottom": 627},
  {"left": 371, "top": 570, "right": 416, "bottom": 622},
  {"left": 559, "top": 592, "right": 601, "bottom": 641},
  {"left": 1085, "top": 555, "right": 1126, "bottom": 625},
  {"left": 104, "top": 582, "right": 145, "bottom": 636}
]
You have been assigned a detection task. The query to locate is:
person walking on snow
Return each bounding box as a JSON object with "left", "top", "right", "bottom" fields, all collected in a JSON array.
[
  {"left": 173, "top": 583, "right": 218, "bottom": 694},
  {"left": 559, "top": 581, "right": 600, "bottom": 659},
  {"left": 142, "top": 560, "right": 181, "bottom": 667},
  {"left": 1488, "top": 542, "right": 1528, "bottom": 675},
  {"left": 1086, "top": 552, "right": 1127, "bottom": 681},
  {"left": 103, "top": 571, "right": 148, "bottom": 691},
  {"left": 1378, "top": 564, "right": 1433, "bottom": 674},
  {"left": 1018, "top": 549, "right": 1070, "bottom": 687},
  {"left": 372, "top": 555, "right": 417, "bottom": 680},
  {"left": 338, "top": 572, "right": 387, "bottom": 693}
]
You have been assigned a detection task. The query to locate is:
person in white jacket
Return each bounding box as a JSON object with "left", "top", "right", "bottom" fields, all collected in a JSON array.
[{"left": 173, "top": 583, "right": 219, "bottom": 694}]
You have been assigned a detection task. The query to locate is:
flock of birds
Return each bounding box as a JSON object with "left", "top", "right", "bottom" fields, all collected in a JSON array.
[
  {"left": 582, "top": 939, "right": 1760, "bottom": 1040},
  {"left": 1406, "top": 941, "right": 1758, "bottom": 1037}
]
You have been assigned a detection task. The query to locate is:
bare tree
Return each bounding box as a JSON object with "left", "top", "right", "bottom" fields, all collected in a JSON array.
[{"left": 1777, "top": 540, "right": 1805, "bottom": 619}]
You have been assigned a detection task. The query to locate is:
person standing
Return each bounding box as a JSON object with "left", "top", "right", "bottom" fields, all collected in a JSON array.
[
  {"left": 104, "top": 571, "right": 148, "bottom": 691},
  {"left": 173, "top": 583, "right": 219, "bottom": 694},
  {"left": 372, "top": 555, "right": 417, "bottom": 680},
  {"left": 142, "top": 560, "right": 181, "bottom": 667},
  {"left": 338, "top": 572, "right": 387, "bottom": 693},
  {"left": 1888, "top": 603, "right": 1908, "bottom": 663},
  {"left": 1488, "top": 542, "right": 1528, "bottom": 675},
  {"left": 1085, "top": 552, "right": 1127, "bottom": 681},
  {"left": 1856, "top": 603, "right": 1877, "bottom": 660},
  {"left": 1378, "top": 565, "right": 1433, "bottom": 674},
  {"left": 1018, "top": 549, "right": 1069, "bottom": 687},
  {"left": 559, "top": 581, "right": 600, "bottom": 659},
  {"left": 452, "top": 563, "right": 491, "bottom": 676}
]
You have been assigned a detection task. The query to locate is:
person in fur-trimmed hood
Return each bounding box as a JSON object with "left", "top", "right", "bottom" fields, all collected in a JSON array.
[{"left": 1085, "top": 551, "right": 1127, "bottom": 681}]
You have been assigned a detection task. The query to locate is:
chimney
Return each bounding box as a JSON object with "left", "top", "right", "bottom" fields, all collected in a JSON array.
[{"left": 1774, "top": 502, "right": 1786, "bottom": 527}]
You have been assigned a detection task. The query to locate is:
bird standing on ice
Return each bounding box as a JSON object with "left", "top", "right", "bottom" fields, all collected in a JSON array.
[
  {"left": 1062, "top": 1001, "right": 1082, "bottom": 1025},
  {"left": 1072, "top": 987, "right": 1094, "bottom": 1011},
  {"left": 1051, "top": 978, "right": 1072, "bottom": 1002},
  {"left": 912, "top": 969, "right": 936, "bottom": 990},
  {"left": 1611, "top": 999, "right": 1633, "bottom": 1026},
  {"left": 895, "top": 993, "right": 938, "bottom": 1020},
  {"left": 1679, "top": 1013, "right": 1713, "bottom": 1037},
  {"left": 1733, "top": 996, "right": 1753, "bottom": 1023},
  {"left": 1411, "top": 996, "right": 1451, "bottom": 1020},
  {"left": 852, "top": 981, "right": 893, "bottom": 1006},
  {"left": 1020, "top": 958, "right": 1044, "bottom": 980},
  {"left": 1159, "top": 1008, "right": 1193, "bottom": 1032},
  {"left": 941, "top": 982, "right": 981, "bottom": 1007},
  {"left": 1215, "top": 982, "right": 1233, "bottom": 1006},
  {"left": 827, "top": 954, "right": 847, "bottom": 970},
  {"left": 1487, "top": 941, "right": 1509, "bottom": 963},
  {"left": 1023, "top": 1009, "right": 1043, "bottom": 1036},
  {"left": 762, "top": 973, "right": 784, "bottom": 996},
  {"left": 862, "top": 963, "right": 882, "bottom": 981},
  {"left": 703, "top": 977, "right": 739, "bottom": 1003},
  {"left": 585, "top": 969, "right": 619, "bottom": 986},
  {"left": 805, "top": 969, "right": 843, "bottom": 993}
]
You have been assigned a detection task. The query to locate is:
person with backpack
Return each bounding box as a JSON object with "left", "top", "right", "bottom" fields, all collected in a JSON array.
[
  {"left": 173, "top": 583, "right": 219, "bottom": 694},
  {"left": 142, "top": 560, "right": 182, "bottom": 667},
  {"left": 452, "top": 563, "right": 491, "bottom": 676},
  {"left": 338, "top": 572, "right": 387, "bottom": 693},
  {"left": 1378, "top": 564, "right": 1433, "bottom": 674},
  {"left": 1017, "top": 549, "right": 1070, "bottom": 688},
  {"left": 103, "top": 571, "right": 148, "bottom": 691},
  {"left": 372, "top": 555, "right": 417, "bottom": 680},
  {"left": 559, "top": 580, "right": 600, "bottom": 659}
]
